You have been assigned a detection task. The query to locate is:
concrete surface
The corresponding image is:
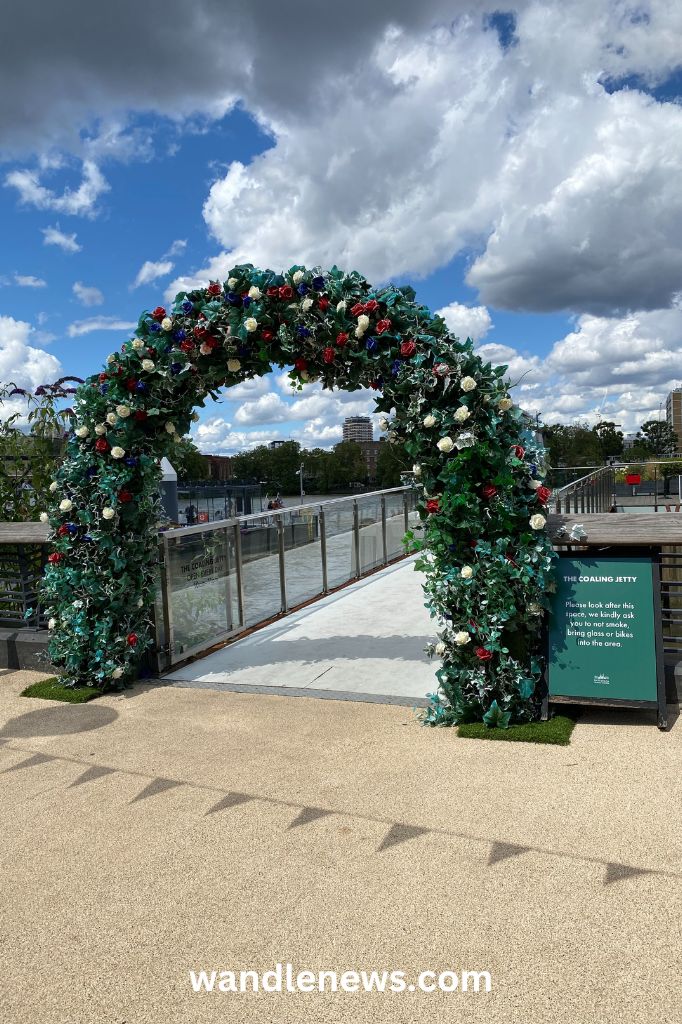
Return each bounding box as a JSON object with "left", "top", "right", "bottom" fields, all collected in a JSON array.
[
  {"left": 1, "top": 667, "right": 681, "bottom": 1024},
  {"left": 165, "top": 558, "right": 436, "bottom": 705}
]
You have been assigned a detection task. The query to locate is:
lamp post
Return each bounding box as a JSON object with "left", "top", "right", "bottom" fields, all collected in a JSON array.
[{"left": 296, "top": 463, "right": 305, "bottom": 505}]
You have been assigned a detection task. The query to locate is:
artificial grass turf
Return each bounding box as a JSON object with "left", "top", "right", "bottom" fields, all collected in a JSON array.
[
  {"left": 457, "top": 715, "right": 576, "bottom": 746},
  {"left": 21, "top": 677, "right": 100, "bottom": 703}
]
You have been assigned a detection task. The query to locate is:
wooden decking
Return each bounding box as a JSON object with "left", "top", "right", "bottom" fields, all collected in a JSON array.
[
  {"left": 549, "top": 513, "right": 682, "bottom": 546},
  {"left": 0, "top": 523, "right": 50, "bottom": 544}
]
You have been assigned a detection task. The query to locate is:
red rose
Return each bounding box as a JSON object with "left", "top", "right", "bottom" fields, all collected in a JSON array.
[
  {"left": 98, "top": 372, "right": 108, "bottom": 383},
  {"left": 48, "top": 552, "right": 62, "bottom": 563},
  {"left": 193, "top": 325, "right": 208, "bottom": 340},
  {"left": 323, "top": 347, "right": 335, "bottom": 364},
  {"left": 207, "top": 282, "right": 222, "bottom": 296},
  {"left": 537, "top": 485, "right": 552, "bottom": 504},
  {"left": 369, "top": 380, "right": 382, "bottom": 390},
  {"left": 481, "top": 484, "right": 497, "bottom": 500},
  {"left": 350, "top": 302, "right": 365, "bottom": 317},
  {"left": 364, "top": 299, "right": 379, "bottom": 313},
  {"left": 375, "top": 318, "right": 391, "bottom": 334},
  {"left": 126, "top": 378, "right": 138, "bottom": 392},
  {"left": 151, "top": 306, "right": 166, "bottom": 320},
  {"left": 513, "top": 445, "right": 525, "bottom": 459},
  {"left": 336, "top": 332, "right": 349, "bottom": 347},
  {"left": 279, "top": 285, "right": 294, "bottom": 300},
  {"left": 134, "top": 410, "right": 147, "bottom": 422},
  {"left": 266, "top": 286, "right": 279, "bottom": 298},
  {"left": 95, "top": 438, "right": 109, "bottom": 453},
  {"left": 425, "top": 498, "right": 440, "bottom": 514},
  {"left": 126, "top": 632, "right": 138, "bottom": 647},
  {"left": 294, "top": 358, "right": 308, "bottom": 372},
  {"left": 180, "top": 340, "right": 194, "bottom": 353},
  {"left": 202, "top": 338, "right": 218, "bottom": 351},
  {"left": 475, "top": 647, "right": 493, "bottom": 661},
  {"left": 57, "top": 525, "right": 69, "bottom": 537},
  {"left": 400, "top": 339, "right": 417, "bottom": 357},
  {"left": 318, "top": 297, "right": 330, "bottom": 312},
  {"left": 261, "top": 329, "right": 274, "bottom": 342},
  {"left": 118, "top": 490, "right": 133, "bottom": 503}
]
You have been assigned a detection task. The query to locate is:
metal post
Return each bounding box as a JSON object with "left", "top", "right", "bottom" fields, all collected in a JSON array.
[
  {"left": 233, "top": 522, "right": 245, "bottom": 628},
  {"left": 353, "top": 499, "right": 361, "bottom": 578},
  {"left": 223, "top": 526, "right": 233, "bottom": 631},
  {"left": 319, "top": 505, "right": 328, "bottom": 594},
  {"left": 159, "top": 535, "right": 174, "bottom": 671},
  {"left": 381, "top": 495, "right": 388, "bottom": 565},
  {"left": 403, "top": 489, "right": 409, "bottom": 534},
  {"left": 277, "top": 513, "right": 288, "bottom": 611},
  {"left": 654, "top": 464, "right": 658, "bottom": 512}
]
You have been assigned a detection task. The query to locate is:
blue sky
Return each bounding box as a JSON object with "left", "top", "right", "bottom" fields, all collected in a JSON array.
[{"left": 2, "top": 1, "right": 682, "bottom": 450}]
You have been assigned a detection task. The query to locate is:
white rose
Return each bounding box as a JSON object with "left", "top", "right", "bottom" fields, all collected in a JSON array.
[
  {"left": 530, "top": 514, "right": 546, "bottom": 530},
  {"left": 49, "top": 481, "right": 58, "bottom": 493},
  {"left": 95, "top": 423, "right": 107, "bottom": 435},
  {"left": 116, "top": 405, "right": 131, "bottom": 418},
  {"left": 356, "top": 313, "right": 370, "bottom": 332},
  {"left": 461, "top": 376, "right": 477, "bottom": 391},
  {"left": 110, "top": 446, "right": 125, "bottom": 460},
  {"left": 412, "top": 464, "right": 422, "bottom": 477},
  {"left": 244, "top": 317, "right": 258, "bottom": 332},
  {"left": 111, "top": 667, "right": 123, "bottom": 679},
  {"left": 132, "top": 339, "right": 144, "bottom": 350},
  {"left": 137, "top": 598, "right": 144, "bottom": 608},
  {"left": 460, "top": 566, "right": 473, "bottom": 579},
  {"left": 165, "top": 422, "right": 176, "bottom": 434},
  {"left": 39, "top": 512, "right": 49, "bottom": 523},
  {"left": 435, "top": 642, "right": 447, "bottom": 657},
  {"left": 454, "top": 631, "right": 471, "bottom": 646},
  {"left": 200, "top": 343, "right": 212, "bottom": 355},
  {"left": 336, "top": 300, "right": 346, "bottom": 313},
  {"left": 293, "top": 270, "right": 304, "bottom": 284},
  {"left": 423, "top": 414, "right": 436, "bottom": 428},
  {"left": 227, "top": 359, "right": 241, "bottom": 372},
  {"left": 379, "top": 417, "right": 389, "bottom": 431},
  {"left": 300, "top": 370, "right": 310, "bottom": 382},
  {"left": 437, "top": 436, "right": 454, "bottom": 453},
  {"left": 48, "top": 617, "right": 57, "bottom": 630},
  {"left": 59, "top": 498, "right": 72, "bottom": 512},
  {"left": 141, "top": 359, "right": 155, "bottom": 371},
  {"left": 529, "top": 479, "right": 542, "bottom": 490},
  {"left": 161, "top": 317, "right": 173, "bottom": 331},
  {"left": 75, "top": 426, "right": 89, "bottom": 438},
  {"left": 301, "top": 297, "right": 313, "bottom": 312},
  {"left": 529, "top": 603, "right": 543, "bottom": 615},
  {"left": 498, "top": 397, "right": 513, "bottom": 411},
  {"left": 106, "top": 354, "right": 115, "bottom": 365},
  {"left": 227, "top": 277, "right": 237, "bottom": 288},
  {"left": 248, "top": 286, "right": 261, "bottom": 300},
  {"left": 106, "top": 413, "right": 118, "bottom": 425},
  {"left": 102, "top": 507, "right": 115, "bottom": 519},
  {"left": 454, "top": 406, "right": 471, "bottom": 423}
]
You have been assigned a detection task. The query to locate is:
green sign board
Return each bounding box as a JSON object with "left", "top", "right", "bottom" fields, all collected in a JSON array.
[{"left": 547, "top": 555, "right": 666, "bottom": 727}]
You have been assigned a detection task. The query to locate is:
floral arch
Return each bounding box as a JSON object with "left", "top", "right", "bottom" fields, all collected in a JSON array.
[{"left": 41, "top": 264, "right": 555, "bottom": 725}]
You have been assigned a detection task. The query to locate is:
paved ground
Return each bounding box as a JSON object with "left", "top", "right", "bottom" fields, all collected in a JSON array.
[
  {"left": 1, "top": 666, "right": 680, "bottom": 1024},
  {"left": 166, "top": 558, "right": 435, "bottom": 705}
]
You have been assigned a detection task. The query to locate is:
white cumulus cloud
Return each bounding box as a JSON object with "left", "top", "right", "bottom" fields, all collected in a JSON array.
[
  {"left": 73, "top": 281, "right": 104, "bottom": 307},
  {"left": 42, "top": 225, "right": 81, "bottom": 253}
]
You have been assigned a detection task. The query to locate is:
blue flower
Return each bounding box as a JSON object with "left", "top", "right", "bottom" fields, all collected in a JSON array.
[
  {"left": 66, "top": 523, "right": 78, "bottom": 535},
  {"left": 125, "top": 457, "right": 138, "bottom": 467},
  {"left": 82, "top": 534, "right": 94, "bottom": 543},
  {"left": 297, "top": 325, "right": 311, "bottom": 338},
  {"left": 99, "top": 384, "right": 108, "bottom": 394},
  {"left": 86, "top": 466, "right": 97, "bottom": 478},
  {"left": 366, "top": 337, "right": 378, "bottom": 352},
  {"left": 181, "top": 300, "right": 194, "bottom": 314},
  {"left": 170, "top": 362, "right": 182, "bottom": 375},
  {"left": 226, "top": 291, "right": 242, "bottom": 306},
  {"left": 391, "top": 359, "right": 402, "bottom": 376},
  {"left": 135, "top": 381, "right": 147, "bottom": 393},
  {"left": 312, "top": 276, "right": 325, "bottom": 290},
  {"left": 242, "top": 296, "right": 251, "bottom": 308},
  {"left": 173, "top": 329, "right": 187, "bottom": 342},
  {"left": 297, "top": 283, "right": 309, "bottom": 296},
  {"left": 237, "top": 345, "right": 250, "bottom": 357},
  {"left": 149, "top": 322, "right": 161, "bottom": 333},
  {"left": 163, "top": 344, "right": 173, "bottom": 353}
]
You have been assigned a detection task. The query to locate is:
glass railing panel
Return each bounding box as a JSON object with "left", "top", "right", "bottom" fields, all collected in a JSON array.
[
  {"left": 164, "top": 526, "right": 236, "bottom": 656},
  {"left": 322, "top": 500, "right": 356, "bottom": 589},
  {"left": 356, "top": 496, "right": 383, "bottom": 573},
  {"left": 280, "top": 507, "right": 323, "bottom": 607}
]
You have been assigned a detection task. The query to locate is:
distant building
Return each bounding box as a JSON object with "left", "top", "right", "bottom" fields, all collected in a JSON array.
[
  {"left": 666, "top": 389, "right": 682, "bottom": 451},
  {"left": 622, "top": 433, "right": 639, "bottom": 451},
  {"left": 357, "top": 438, "right": 385, "bottom": 483},
  {"left": 343, "top": 415, "right": 373, "bottom": 443},
  {"left": 268, "top": 440, "right": 287, "bottom": 449},
  {"left": 204, "top": 454, "right": 234, "bottom": 481}
]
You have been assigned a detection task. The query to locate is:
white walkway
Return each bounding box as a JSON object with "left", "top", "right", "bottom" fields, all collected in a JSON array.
[{"left": 164, "top": 558, "right": 436, "bottom": 706}]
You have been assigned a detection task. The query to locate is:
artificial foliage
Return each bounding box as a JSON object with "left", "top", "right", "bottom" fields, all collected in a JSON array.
[{"left": 39, "top": 264, "right": 556, "bottom": 723}]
